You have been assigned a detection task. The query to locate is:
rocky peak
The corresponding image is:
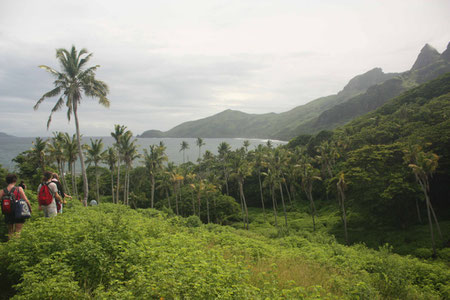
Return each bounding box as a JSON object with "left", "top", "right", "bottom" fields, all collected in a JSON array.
[
  {"left": 440, "top": 42, "right": 450, "bottom": 61},
  {"left": 340, "top": 68, "right": 387, "bottom": 96},
  {"left": 411, "top": 43, "right": 440, "bottom": 70}
]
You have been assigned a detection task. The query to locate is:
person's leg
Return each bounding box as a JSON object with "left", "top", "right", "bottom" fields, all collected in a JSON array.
[
  {"left": 7, "top": 224, "right": 14, "bottom": 240},
  {"left": 48, "top": 200, "right": 57, "bottom": 217},
  {"left": 14, "top": 223, "right": 24, "bottom": 236}
]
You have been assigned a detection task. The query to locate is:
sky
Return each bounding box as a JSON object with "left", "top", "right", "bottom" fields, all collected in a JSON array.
[{"left": 0, "top": 0, "right": 449, "bottom": 137}]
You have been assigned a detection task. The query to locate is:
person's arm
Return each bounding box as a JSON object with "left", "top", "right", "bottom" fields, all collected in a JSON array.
[
  {"left": 50, "top": 183, "right": 62, "bottom": 202},
  {"left": 18, "top": 187, "right": 32, "bottom": 213},
  {"left": 37, "top": 184, "right": 42, "bottom": 210}
]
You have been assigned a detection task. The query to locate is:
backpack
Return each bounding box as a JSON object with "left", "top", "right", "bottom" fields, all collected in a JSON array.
[
  {"left": 1, "top": 187, "right": 18, "bottom": 215},
  {"left": 38, "top": 182, "right": 54, "bottom": 206}
]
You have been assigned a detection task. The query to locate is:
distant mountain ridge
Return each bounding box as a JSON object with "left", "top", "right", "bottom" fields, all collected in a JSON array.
[
  {"left": 139, "top": 42, "right": 450, "bottom": 140},
  {"left": 0, "top": 132, "right": 15, "bottom": 138}
]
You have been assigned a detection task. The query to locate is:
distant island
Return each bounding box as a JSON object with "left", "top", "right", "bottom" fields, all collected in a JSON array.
[
  {"left": 139, "top": 42, "right": 450, "bottom": 141},
  {"left": 0, "top": 132, "right": 15, "bottom": 138}
]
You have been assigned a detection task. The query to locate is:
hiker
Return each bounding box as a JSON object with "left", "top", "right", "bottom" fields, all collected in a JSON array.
[
  {"left": 18, "top": 181, "right": 26, "bottom": 190},
  {"left": 1, "top": 174, "right": 32, "bottom": 239},
  {"left": 37, "top": 171, "right": 61, "bottom": 218},
  {"left": 51, "top": 173, "right": 72, "bottom": 213}
]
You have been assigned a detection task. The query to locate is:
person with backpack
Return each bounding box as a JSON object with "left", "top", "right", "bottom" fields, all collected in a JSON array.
[
  {"left": 51, "top": 173, "right": 71, "bottom": 213},
  {"left": 37, "top": 171, "right": 61, "bottom": 218},
  {"left": 0, "top": 174, "right": 32, "bottom": 239}
]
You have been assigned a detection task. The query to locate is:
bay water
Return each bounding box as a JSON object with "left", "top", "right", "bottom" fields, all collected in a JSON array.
[{"left": 0, "top": 136, "right": 286, "bottom": 171}]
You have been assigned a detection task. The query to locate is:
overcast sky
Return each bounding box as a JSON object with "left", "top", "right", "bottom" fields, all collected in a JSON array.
[{"left": 0, "top": 0, "right": 449, "bottom": 137}]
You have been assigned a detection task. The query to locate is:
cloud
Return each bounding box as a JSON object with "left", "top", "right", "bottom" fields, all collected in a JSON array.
[{"left": 0, "top": 0, "right": 449, "bottom": 137}]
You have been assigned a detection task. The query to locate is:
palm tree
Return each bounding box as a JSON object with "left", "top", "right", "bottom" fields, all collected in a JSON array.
[
  {"left": 180, "top": 141, "right": 189, "bottom": 163},
  {"left": 63, "top": 133, "right": 79, "bottom": 199},
  {"left": 31, "top": 137, "right": 47, "bottom": 171},
  {"left": 404, "top": 145, "right": 442, "bottom": 256},
  {"left": 104, "top": 147, "right": 117, "bottom": 204},
  {"left": 230, "top": 149, "right": 252, "bottom": 229},
  {"left": 48, "top": 132, "right": 69, "bottom": 192},
  {"left": 297, "top": 155, "right": 322, "bottom": 231},
  {"left": 218, "top": 142, "right": 231, "bottom": 195},
  {"left": 111, "top": 124, "right": 127, "bottom": 204},
  {"left": 243, "top": 140, "right": 250, "bottom": 153},
  {"left": 120, "top": 131, "right": 139, "bottom": 206},
  {"left": 336, "top": 172, "right": 349, "bottom": 245},
  {"left": 143, "top": 144, "right": 168, "bottom": 208},
  {"left": 252, "top": 144, "right": 267, "bottom": 220},
  {"left": 35, "top": 46, "right": 110, "bottom": 206},
  {"left": 85, "top": 138, "right": 105, "bottom": 202},
  {"left": 196, "top": 138, "right": 205, "bottom": 161}
]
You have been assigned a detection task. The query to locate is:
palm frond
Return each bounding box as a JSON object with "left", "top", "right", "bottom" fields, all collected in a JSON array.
[
  {"left": 34, "top": 86, "right": 62, "bottom": 110},
  {"left": 38, "top": 65, "right": 60, "bottom": 77}
]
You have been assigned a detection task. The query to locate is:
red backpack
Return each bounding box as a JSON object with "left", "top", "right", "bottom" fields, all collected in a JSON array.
[
  {"left": 1, "top": 187, "right": 19, "bottom": 215},
  {"left": 38, "top": 182, "right": 54, "bottom": 205}
]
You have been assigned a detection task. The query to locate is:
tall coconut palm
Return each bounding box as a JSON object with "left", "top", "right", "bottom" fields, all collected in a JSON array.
[
  {"left": 85, "top": 138, "right": 105, "bottom": 202},
  {"left": 120, "top": 131, "right": 139, "bottom": 206},
  {"left": 252, "top": 144, "right": 267, "bottom": 220},
  {"left": 218, "top": 142, "right": 231, "bottom": 195},
  {"left": 404, "top": 145, "right": 441, "bottom": 256},
  {"left": 297, "top": 155, "right": 322, "bottom": 231},
  {"left": 63, "top": 133, "right": 79, "bottom": 199},
  {"left": 196, "top": 138, "right": 205, "bottom": 161},
  {"left": 230, "top": 149, "right": 252, "bottom": 229},
  {"left": 111, "top": 124, "right": 127, "bottom": 204},
  {"left": 31, "top": 137, "right": 47, "bottom": 171},
  {"left": 180, "top": 141, "right": 189, "bottom": 163},
  {"left": 143, "top": 144, "right": 168, "bottom": 208},
  {"left": 34, "top": 45, "right": 110, "bottom": 206},
  {"left": 48, "top": 132, "right": 69, "bottom": 192},
  {"left": 104, "top": 147, "right": 117, "bottom": 204},
  {"left": 336, "top": 172, "right": 349, "bottom": 245}
]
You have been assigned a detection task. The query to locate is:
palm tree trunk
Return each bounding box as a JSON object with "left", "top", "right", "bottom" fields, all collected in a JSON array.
[
  {"left": 240, "top": 180, "right": 249, "bottom": 230},
  {"left": 427, "top": 194, "right": 443, "bottom": 242},
  {"left": 110, "top": 169, "right": 115, "bottom": 204},
  {"left": 191, "top": 190, "right": 195, "bottom": 215},
  {"left": 95, "top": 162, "right": 100, "bottom": 202},
  {"left": 127, "top": 167, "right": 131, "bottom": 206},
  {"left": 279, "top": 182, "right": 288, "bottom": 227},
  {"left": 176, "top": 181, "right": 180, "bottom": 216},
  {"left": 415, "top": 198, "right": 422, "bottom": 223},
  {"left": 61, "top": 161, "right": 69, "bottom": 194},
  {"left": 258, "top": 171, "right": 266, "bottom": 221},
  {"left": 151, "top": 174, "right": 155, "bottom": 208},
  {"left": 308, "top": 189, "right": 316, "bottom": 231},
  {"left": 123, "top": 167, "right": 127, "bottom": 205},
  {"left": 166, "top": 188, "right": 170, "bottom": 209},
  {"left": 116, "top": 160, "right": 121, "bottom": 204},
  {"left": 206, "top": 196, "right": 210, "bottom": 223},
  {"left": 271, "top": 185, "right": 278, "bottom": 227},
  {"left": 73, "top": 104, "right": 89, "bottom": 206},
  {"left": 283, "top": 178, "right": 292, "bottom": 205},
  {"left": 238, "top": 181, "right": 246, "bottom": 228},
  {"left": 426, "top": 195, "right": 436, "bottom": 257},
  {"left": 338, "top": 187, "right": 349, "bottom": 245},
  {"left": 72, "top": 162, "right": 79, "bottom": 200}
]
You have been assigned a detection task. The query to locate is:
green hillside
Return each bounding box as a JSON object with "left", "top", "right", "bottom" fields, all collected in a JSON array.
[
  {"left": 139, "top": 43, "right": 450, "bottom": 140},
  {"left": 1, "top": 201, "right": 449, "bottom": 299}
]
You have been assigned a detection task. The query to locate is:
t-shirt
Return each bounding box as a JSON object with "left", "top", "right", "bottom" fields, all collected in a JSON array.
[
  {"left": 51, "top": 179, "right": 64, "bottom": 199},
  {"left": 37, "top": 182, "right": 59, "bottom": 203}
]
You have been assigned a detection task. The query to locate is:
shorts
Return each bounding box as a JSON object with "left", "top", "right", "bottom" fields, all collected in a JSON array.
[
  {"left": 4, "top": 213, "right": 26, "bottom": 225},
  {"left": 42, "top": 200, "right": 57, "bottom": 217}
]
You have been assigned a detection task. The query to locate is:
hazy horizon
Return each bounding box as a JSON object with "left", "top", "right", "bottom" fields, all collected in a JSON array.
[{"left": 1, "top": 0, "right": 449, "bottom": 137}]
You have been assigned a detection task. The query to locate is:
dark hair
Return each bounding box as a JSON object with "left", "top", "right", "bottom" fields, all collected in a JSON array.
[
  {"left": 52, "top": 173, "right": 60, "bottom": 181},
  {"left": 42, "top": 171, "right": 53, "bottom": 182},
  {"left": 6, "top": 174, "right": 17, "bottom": 184}
]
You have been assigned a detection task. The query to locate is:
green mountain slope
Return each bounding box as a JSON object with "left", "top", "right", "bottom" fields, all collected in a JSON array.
[{"left": 139, "top": 43, "right": 450, "bottom": 140}]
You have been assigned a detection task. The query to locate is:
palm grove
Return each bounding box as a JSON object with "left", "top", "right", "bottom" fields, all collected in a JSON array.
[{"left": 16, "top": 46, "right": 450, "bottom": 256}]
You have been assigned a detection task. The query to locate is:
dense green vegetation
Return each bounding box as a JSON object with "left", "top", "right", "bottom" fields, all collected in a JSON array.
[
  {"left": 1, "top": 200, "right": 449, "bottom": 299},
  {"left": 2, "top": 64, "right": 450, "bottom": 298}
]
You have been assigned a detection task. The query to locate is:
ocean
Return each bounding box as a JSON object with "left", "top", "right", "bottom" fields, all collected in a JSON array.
[{"left": 0, "top": 136, "right": 286, "bottom": 171}]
